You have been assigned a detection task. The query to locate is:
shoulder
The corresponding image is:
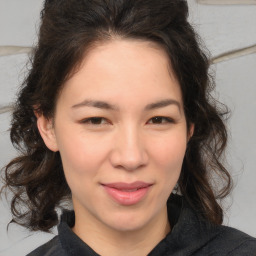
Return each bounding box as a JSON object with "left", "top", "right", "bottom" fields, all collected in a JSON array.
[
  {"left": 26, "top": 236, "right": 67, "bottom": 256},
  {"left": 165, "top": 195, "right": 256, "bottom": 256},
  {"left": 204, "top": 225, "right": 256, "bottom": 255},
  {"left": 217, "top": 225, "right": 256, "bottom": 254}
]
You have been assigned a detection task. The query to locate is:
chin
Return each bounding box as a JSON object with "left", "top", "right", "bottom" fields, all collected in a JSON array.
[{"left": 103, "top": 211, "right": 151, "bottom": 233}]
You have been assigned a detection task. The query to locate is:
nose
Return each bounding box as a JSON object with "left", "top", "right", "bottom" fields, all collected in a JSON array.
[{"left": 110, "top": 126, "right": 149, "bottom": 171}]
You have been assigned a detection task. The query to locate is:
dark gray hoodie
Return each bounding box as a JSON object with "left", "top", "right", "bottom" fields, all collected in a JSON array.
[{"left": 27, "top": 195, "right": 256, "bottom": 256}]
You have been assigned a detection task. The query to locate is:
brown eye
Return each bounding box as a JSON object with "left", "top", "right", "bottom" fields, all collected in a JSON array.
[
  {"left": 90, "top": 117, "right": 104, "bottom": 124},
  {"left": 81, "top": 117, "right": 108, "bottom": 125},
  {"left": 148, "top": 116, "right": 174, "bottom": 124}
]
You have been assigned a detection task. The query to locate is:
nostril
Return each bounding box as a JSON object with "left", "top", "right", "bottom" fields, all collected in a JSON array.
[
  {"left": 110, "top": 149, "right": 148, "bottom": 171},
  {"left": 109, "top": 131, "right": 149, "bottom": 170}
]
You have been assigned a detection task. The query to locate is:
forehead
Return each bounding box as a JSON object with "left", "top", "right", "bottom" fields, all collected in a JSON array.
[
  {"left": 81, "top": 39, "right": 172, "bottom": 76},
  {"left": 59, "top": 39, "right": 182, "bottom": 107}
]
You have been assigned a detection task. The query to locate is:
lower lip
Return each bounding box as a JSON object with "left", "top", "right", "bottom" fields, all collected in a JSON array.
[{"left": 102, "top": 185, "right": 151, "bottom": 206}]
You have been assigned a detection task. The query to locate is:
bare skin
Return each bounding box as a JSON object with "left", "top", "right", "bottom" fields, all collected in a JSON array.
[{"left": 37, "top": 39, "right": 193, "bottom": 256}]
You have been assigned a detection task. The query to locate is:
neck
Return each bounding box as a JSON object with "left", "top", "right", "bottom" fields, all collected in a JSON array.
[{"left": 72, "top": 207, "right": 171, "bottom": 256}]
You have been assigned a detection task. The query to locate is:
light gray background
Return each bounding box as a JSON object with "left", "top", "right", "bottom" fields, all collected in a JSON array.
[{"left": 0, "top": 1, "right": 256, "bottom": 255}]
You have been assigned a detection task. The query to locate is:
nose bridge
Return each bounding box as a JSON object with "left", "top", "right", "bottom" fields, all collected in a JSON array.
[{"left": 110, "top": 122, "right": 148, "bottom": 171}]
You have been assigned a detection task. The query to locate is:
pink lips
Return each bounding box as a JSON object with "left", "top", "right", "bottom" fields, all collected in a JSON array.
[{"left": 102, "top": 181, "right": 152, "bottom": 206}]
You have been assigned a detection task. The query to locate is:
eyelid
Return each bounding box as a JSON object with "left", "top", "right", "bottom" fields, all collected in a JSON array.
[
  {"left": 80, "top": 117, "right": 110, "bottom": 125},
  {"left": 80, "top": 116, "right": 175, "bottom": 126},
  {"left": 147, "top": 116, "right": 175, "bottom": 124}
]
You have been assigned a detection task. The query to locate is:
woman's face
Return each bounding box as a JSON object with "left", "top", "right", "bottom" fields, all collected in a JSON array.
[{"left": 39, "top": 39, "right": 192, "bottom": 233}]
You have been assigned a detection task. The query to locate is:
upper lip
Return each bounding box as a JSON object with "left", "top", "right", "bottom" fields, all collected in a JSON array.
[{"left": 101, "top": 181, "right": 152, "bottom": 190}]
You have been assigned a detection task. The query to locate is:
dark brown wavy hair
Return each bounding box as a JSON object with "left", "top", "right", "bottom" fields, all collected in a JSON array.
[{"left": 1, "top": 0, "right": 232, "bottom": 232}]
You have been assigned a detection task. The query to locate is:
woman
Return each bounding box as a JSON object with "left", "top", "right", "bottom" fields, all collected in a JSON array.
[{"left": 2, "top": 0, "right": 256, "bottom": 255}]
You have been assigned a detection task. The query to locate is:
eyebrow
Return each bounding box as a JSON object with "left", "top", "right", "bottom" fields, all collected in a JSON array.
[
  {"left": 145, "top": 99, "right": 181, "bottom": 112},
  {"left": 72, "top": 99, "right": 181, "bottom": 112},
  {"left": 72, "top": 100, "right": 119, "bottom": 111}
]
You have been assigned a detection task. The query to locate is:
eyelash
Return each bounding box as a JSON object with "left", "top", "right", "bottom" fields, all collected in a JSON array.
[{"left": 80, "top": 116, "right": 175, "bottom": 126}]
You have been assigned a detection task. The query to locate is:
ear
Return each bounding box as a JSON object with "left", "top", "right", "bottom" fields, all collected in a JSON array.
[
  {"left": 35, "top": 112, "right": 59, "bottom": 152},
  {"left": 187, "top": 123, "right": 194, "bottom": 142}
]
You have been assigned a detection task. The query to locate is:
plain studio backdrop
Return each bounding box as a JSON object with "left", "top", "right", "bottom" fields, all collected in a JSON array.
[{"left": 0, "top": 1, "right": 255, "bottom": 255}]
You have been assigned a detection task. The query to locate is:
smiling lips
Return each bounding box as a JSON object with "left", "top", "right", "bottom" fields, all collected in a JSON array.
[{"left": 102, "top": 181, "right": 152, "bottom": 206}]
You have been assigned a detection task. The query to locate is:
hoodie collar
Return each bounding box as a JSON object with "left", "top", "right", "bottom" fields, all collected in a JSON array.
[{"left": 58, "top": 195, "right": 221, "bottom": 256}]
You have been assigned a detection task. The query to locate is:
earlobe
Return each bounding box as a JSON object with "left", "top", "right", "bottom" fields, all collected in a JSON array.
[
  {"left": 36, "top": 113, "right": 59, "bottom": 152},
  {"left": 187, "top": 123, "right": 195, "bottom": 142}
]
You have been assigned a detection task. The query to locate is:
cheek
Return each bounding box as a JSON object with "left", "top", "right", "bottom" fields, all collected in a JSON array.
[
  {"left": 149, "top": 131, "right": 187, "bottom": 169},
  {"left": 56, "top": 129, "right": 110, "bottom": 178},
  {"left": 148, "top": 130, "right": 187, "bottom": 195}
]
